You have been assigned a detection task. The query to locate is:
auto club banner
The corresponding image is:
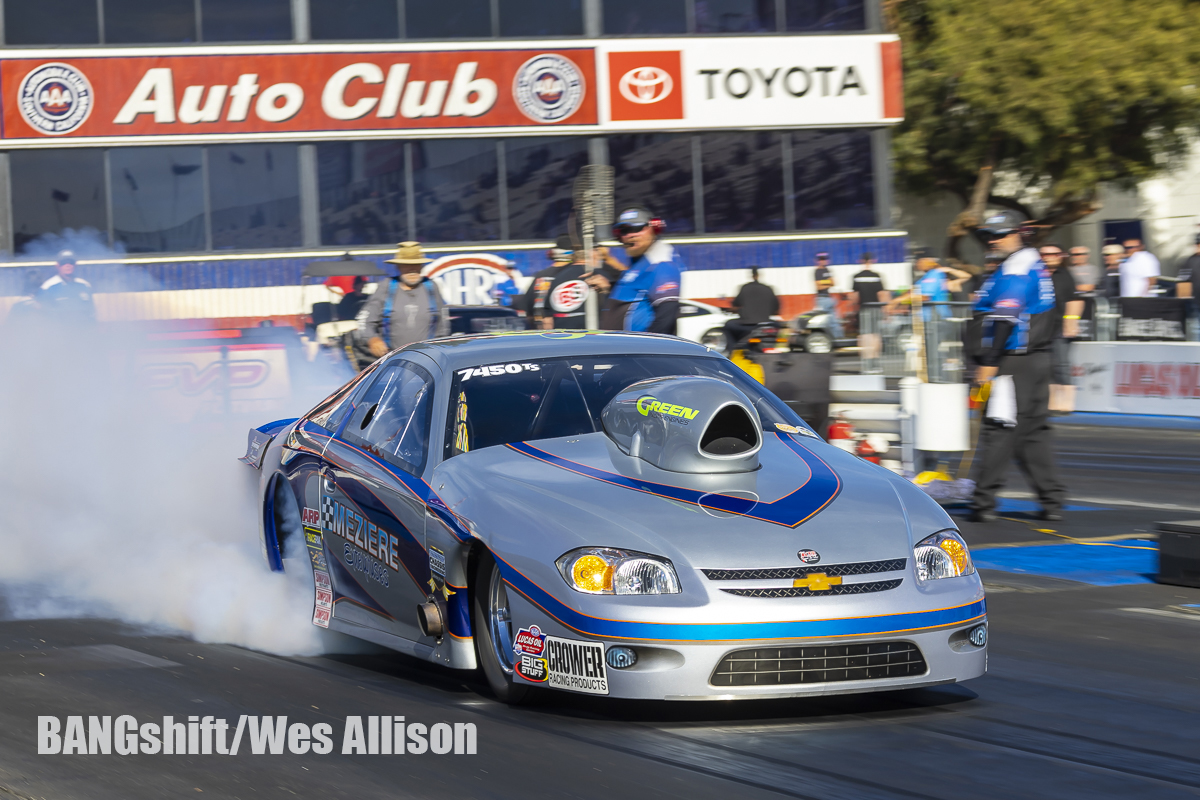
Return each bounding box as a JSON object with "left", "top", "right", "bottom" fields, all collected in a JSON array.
[
  {"left": 1072, "top": 341, "right": 1200, "bottom": 417},
  {"left": 0, "top": 35, "right": 900, "bottom": 145}
]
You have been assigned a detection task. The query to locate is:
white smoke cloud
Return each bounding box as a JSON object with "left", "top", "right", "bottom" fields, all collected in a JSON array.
[{"left": 0, "top": 320, "right": 350, "bottom": 656}]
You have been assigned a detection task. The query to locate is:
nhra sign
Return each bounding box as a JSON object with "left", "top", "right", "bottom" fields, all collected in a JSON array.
[
  {"left": 0, "top": 48, "right": 598, "bottom": 140},
  {"left": 423, "top": 254, "right": 514, "bottom": 306},
  {"left": 1072, "top": 342, "right": 1200, "bottom": 418},
  {"left": 134, "top": 343, "right": 292, "bottom": 420}
]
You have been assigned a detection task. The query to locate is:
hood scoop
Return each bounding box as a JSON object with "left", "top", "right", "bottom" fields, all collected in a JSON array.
[{"left": 601, "top": 376, "right": 762, "bottom": 474}]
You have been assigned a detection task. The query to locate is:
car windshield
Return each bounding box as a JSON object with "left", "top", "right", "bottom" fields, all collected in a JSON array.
[{"left": 444, "top": 354, "right": 809, "bottom": 460}]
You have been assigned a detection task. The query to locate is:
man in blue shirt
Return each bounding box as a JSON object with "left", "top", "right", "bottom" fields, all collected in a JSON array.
[
  {"left": 969, "top": 211, "right": 1064, "bottom": 523},
  {"left": 595, "top": 205, "right": 683, "bottom": 334},
  {"left": 38, "top": 250, "right": 95, "bottom": 325}
]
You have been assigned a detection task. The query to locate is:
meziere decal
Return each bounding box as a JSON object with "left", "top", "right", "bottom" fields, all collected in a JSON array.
[{"left": 544, "top": 636, "right": 608, "bottom": 695}]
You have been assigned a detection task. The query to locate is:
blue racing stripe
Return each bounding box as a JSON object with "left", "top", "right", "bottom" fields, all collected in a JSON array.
[
  {"left": 507, "top": 431, "right": 840, "bottom": 528},
  {"left": 496, "top": 555, "right": 984, "bottom": 642}
]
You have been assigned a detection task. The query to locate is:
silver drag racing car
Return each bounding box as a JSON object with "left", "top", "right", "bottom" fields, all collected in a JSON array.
[{"left": 242, "top": 331, "right": 986, "bottom": 702}]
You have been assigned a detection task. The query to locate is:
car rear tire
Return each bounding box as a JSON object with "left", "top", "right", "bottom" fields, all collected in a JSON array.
[
  {"left": 472, "top": 550, "right": 532, "bottom": 705},
  {"left": 701, "top": 328, "right": 728, "bottom": 352},
  {"left": 803, "top": 332, "right": 833, "bottom": 354}
]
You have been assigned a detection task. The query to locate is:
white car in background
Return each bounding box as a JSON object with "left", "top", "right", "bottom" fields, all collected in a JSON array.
[{"left": 676, "top": 299, "right": 738, "bottom": 351}]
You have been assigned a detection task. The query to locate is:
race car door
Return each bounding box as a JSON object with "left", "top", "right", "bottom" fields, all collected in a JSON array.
[{"left": 321, "top": 358, "right": 435, "bottom": 645}]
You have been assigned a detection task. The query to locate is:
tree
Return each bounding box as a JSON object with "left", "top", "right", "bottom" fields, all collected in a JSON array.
[{"left": 889, "top": 0, "right": 1200, "bottom": 257}]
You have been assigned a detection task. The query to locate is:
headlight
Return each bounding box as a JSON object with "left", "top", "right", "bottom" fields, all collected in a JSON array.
[
  {"left": 913, "top": 530, "right": 975, "bottom": 581},
  {"left": 556, "top": 548, "right": 681, "bottom": 595}
]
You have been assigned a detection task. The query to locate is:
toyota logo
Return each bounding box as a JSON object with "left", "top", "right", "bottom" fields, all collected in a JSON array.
[{"left": 618, "top": 66, "right": 673, "bottom": 105}]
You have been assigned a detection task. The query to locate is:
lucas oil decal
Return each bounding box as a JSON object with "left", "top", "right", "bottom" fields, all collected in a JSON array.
[
  {"left": 513, "top": 625, "right": 546, "bottom": 656},
  {"left": 544, "top": 636, "right": 608, "bottom": 695}
]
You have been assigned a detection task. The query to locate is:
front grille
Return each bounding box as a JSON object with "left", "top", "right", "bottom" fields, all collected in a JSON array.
[
  {"left": 710, "top": 641, "right": 927, "bottom": 687},
  {"left": 721, "top": 578, "right": 902, "bottom": 598},
  {"left": 702, "top": 558, "right": 906, "bottom": 581}
]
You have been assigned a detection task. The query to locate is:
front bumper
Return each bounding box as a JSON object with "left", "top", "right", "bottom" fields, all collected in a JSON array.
[{"left": 506, "top": 591, "right": 986, "bottom": 700}]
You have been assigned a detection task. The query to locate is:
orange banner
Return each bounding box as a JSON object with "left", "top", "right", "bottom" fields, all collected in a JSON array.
[{"left": 1, "top": 49, "right": 597, "bottom": 139}]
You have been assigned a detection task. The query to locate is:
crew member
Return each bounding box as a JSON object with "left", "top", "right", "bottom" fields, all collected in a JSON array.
[
  {"left": 812, "top": 252, "right": 842, "bottom": 340},
  {"left": 543, "top": 243, "right": 593, "bottom": 330},
  {"left": 39, "top": 250, "right": 95, "bottom": 324},
  {"left": 490, "top": 259, "right": 524, "bottom": 308},
  {"left": 723, "top": 267, "right": 779, "bottom": 352},
  {"left": 970, "top": 211, "right": 1064, "bottom": 523},
  {"left": 591, "top": 205, "right": 684, "bottom": 334},
  {"left": 523, "top": 236, "right": 575, "bottom": 329},
  {"left": 357, "top": 241, "right": 448, "bottom": 364}
]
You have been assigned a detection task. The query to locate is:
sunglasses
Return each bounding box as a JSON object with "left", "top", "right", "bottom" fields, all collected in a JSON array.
[
  {"left": 1041, "top": 251, "right": 1063, "bottom": 257},
  {"left": 616, "top": 223, "right": 648, "bottom": 236}
]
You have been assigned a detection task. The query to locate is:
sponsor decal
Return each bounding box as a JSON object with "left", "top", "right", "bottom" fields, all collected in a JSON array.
[
  {"left": 428, "top": 546, "right": 446, "bottom": 578},
  {"left": 1114, "top": 361, "right": 1200, "bottom": 398},
  {"left": 321, "top": 496, "right": 400, "bottom": 571},
  {"left": 305, "top": 530, "right": 321, "bottom": 547},
  {"left": 636, "top": 396, "right": 700, "bottom": 421},
  {"left": 315, "top": 588, "right": 333, "bottom": 609},
  {"left": 309, "top": 548, "right": 328, "bottom": 570},
  {"left": 544, "top": 636, "right": 609, "bottom": 695},
  {"left": 515, "top": 654, "right": 549, "bottom": 683},
  {"left": 995, "top": 299, "right": 1020, "bottom": 308},
  {"left": 456, "top": 362, "right": 540, "bottom": 381},
  {"left": 513, "top": 625, "right": 546, "bottom": 656},
  {"left": 798, "top": 549, "right": 821, "bottom": 564},
  {"left": 313, "top": 606, "right": 331, "bottom": 628},
  {"left": 549, "top": 279, "right": 589, "bottom": 313},
  {"left": 513, "top": 54, "right": 585, "bottom": 123},
  {"left": 314, "top": 571, "right": 331, "bottom": 590},
  {"left": 775, "top": 423, "right": 818, "bottom": 438},
  {"left": 18, "top": 63, "right": 94, "bottom": 135},
  {"left": 137, "top": 359, "right": 271, "bottom": 395},
  {"left": 302, "top": 507, "right": 321, "bottom": 527},
  {"left": 344, "top": 542, "right": 391, "bottom": 588},
  {"left": 608, "top": 51, "right": 683, "bottom": 121}
]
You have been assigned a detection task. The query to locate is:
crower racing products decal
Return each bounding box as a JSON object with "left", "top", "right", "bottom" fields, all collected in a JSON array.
[
  {"left": 637, "top": 395, "right": 700, "bottom": 424},
  {"left": 321, "top": 497, "right": 400, "bottom": 572},
  {"left": 457, "top": 362, "right": 540, "bottom": 380},
  {"left": 544, "top": 636, "right": 609, "bottom": 695},
  {"left": 513, "top": 625, "right": 546, "bottom": 656},
  {"left": 19, "top": 63, "right": 93, "bottom": 135},
  {"left": 513, "top": 54, "right": 585, "bottom": 123},
  {"left": 305, "top": 530, "right": 332, "bottom": 628},
  {"left": 515, "top": 654, "right": 549, "bottom": 682}
]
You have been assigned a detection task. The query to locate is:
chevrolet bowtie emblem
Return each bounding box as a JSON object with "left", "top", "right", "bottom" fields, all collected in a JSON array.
[{"left": 793, "top": 573, "right": 842, "bottom": 591}]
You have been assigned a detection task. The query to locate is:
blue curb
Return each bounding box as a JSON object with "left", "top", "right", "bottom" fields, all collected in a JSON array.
[{"left": 1053, "top": 412, "right": 1200, "bottom": 430}]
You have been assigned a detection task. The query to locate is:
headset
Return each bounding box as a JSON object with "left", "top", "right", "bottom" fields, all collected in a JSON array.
[{"left": 612, "top": 205, "right": 666, "bottom": 237}]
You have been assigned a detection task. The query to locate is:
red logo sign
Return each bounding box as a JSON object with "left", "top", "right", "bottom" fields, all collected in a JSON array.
[
  {"left": 608, "top": 51, "right": 683, "bottom": 121},
  {"left": 513, "top": 625, "right": 546, "bottom": 656},
  {"left": 302, "top": 508, "right": 321, "bottom": 526}
]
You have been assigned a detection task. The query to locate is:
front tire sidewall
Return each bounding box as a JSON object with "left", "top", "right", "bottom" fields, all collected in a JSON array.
[{"left": 472, "top": 550, "right": 531, "bottom": 704}]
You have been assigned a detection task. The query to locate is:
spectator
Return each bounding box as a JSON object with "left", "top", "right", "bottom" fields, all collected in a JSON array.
[
  {"left": 524, "top": 236, "right": 575, "bottom": 329},
  {"left": 357, "top": 242, "right": 449, "bottom": 361},
  {"left": 331, "top": 275, "right": 369, "bottom": 321},
  {"left": 1120, "top": 238, "right": 1160, "bottom": 297},
  {"left": 723, "top": 267, "right": 779, "bottom": 351},
  {"left": 1100, "top": 244, "right": 1124, "bottom": 298},
  {"left": 886, "top": 257, "right": 972, "bottom": 317},
  {"left": 38, "top": 250, "right": 95, "bottom": 324},
  {"left": 592, "top": 204, "right": 683, "bottom": 334},
  {"left": 490, "top": 260, "right": 524, "bottom": 308},
  {"left": 850, "top": 252, "right": 889, "bottom": 308},
  {"left": 1068, "top": 246, "right": 1098, "bottom": 293},
  {"left": 1039, "top": 243, "right": 1083, "bottom": 413},
  {"left": 812, "top": 252, "right": 842, "bottom": 340}
]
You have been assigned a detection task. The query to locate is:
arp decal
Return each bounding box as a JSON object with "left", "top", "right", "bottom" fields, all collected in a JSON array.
[
  {"left": 321, "top": 497, "right": 400, "bottom": 571},
  {"left": 302, "top": 507, "right": 321, "bottom": 527},
  {"left": 544, "top": 636, "right": 608, "bottom": 695},
  {"left": 513, "top": 625, "right": 546, "bottom": 656}
]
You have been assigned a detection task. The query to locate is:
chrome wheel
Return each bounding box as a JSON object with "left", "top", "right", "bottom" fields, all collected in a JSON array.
[{"left": 487, "top": 564, "right": 515, "bottom": 674}]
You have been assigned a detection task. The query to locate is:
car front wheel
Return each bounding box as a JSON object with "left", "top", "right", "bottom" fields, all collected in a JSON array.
[{"left": 472, "top": 550, "right": 532, "bottom": 705}]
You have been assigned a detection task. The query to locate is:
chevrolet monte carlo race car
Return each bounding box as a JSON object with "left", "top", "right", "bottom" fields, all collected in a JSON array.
[{"left": 241, "top": 331, "right": 986, "bottom": 703}]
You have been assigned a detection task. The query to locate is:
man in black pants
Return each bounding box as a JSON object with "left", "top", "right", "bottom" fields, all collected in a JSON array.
[
  {"left": 723, "top": 267, "right": 779, "bottom": 351},
  {"left": 969, "top": 211, "right": 1065, "bottom": 523}
]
